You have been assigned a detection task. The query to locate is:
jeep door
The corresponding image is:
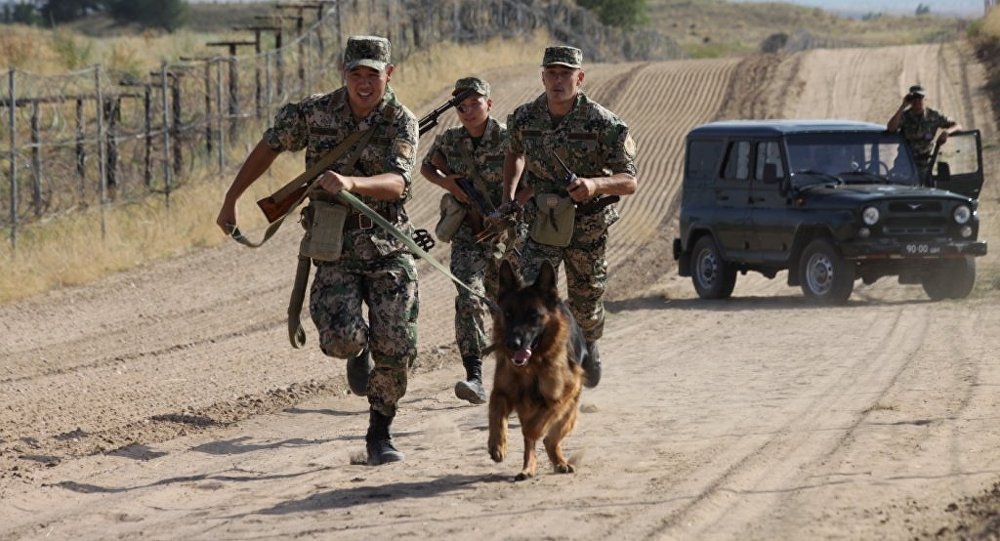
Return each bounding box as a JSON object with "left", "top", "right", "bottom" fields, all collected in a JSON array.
[
  {"left": 933, "top": 130, "right": 984, "bottom": 200},
  {"left": 747, "top": 140, "right": 792, "bottom": 263},
  {"left": 714, "top": 140, "right": 753, "bottom": 259}
]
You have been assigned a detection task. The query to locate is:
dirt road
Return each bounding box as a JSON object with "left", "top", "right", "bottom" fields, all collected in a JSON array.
[{"left": 2, "top": 42, "right": 998, "bottom": 540}]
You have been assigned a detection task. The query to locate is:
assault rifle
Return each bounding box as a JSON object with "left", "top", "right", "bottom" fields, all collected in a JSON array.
[{"left": 255, "top": 87, "right": 478, "bottom": 225}]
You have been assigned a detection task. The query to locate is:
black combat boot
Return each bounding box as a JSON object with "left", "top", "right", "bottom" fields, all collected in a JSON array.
[
  {"left": 366, "top": 409, "right": 405, "bottom": 465},
  {"left": 582, "top": 341, "right": 602, "bottom": 388},
  {"left": 454, "top": 356, "right": 487, "bottom": 404},
  {"left": 346, "top": 345, "right": 373, "bottom": 396}
]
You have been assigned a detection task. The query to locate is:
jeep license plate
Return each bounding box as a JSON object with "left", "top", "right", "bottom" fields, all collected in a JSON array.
[{"left": 903, "top": 243, "right": 941, "bottom": 256}]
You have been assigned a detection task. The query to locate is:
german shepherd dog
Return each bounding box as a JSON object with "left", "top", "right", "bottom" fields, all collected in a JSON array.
[{"left": 488, "top": 260, "right": 588, "bottom": 481}]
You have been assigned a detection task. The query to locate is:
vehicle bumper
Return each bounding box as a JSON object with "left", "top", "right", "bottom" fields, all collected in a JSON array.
[{"left": 841, "top": 239, "right": 988, "bottom": 260}]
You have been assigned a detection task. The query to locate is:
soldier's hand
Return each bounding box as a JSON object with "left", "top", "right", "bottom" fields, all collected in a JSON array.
[
  {"left": 490, "top": 200, "right": 520, "bottom": 221},
  {"left": 937, "top": 132, "right": 949, "bottom": 145},
  {"left": 216, "top": 203, "right": 237, "bottom": 235},
  {"left": 318, "top": 170, "right": 355, "bottom": 195},
  {"left": 446, "top": 174, "right": 470, "bottom": 204},
  {"left": 567, "top": 177, "right": 597, "bottom": 202}
]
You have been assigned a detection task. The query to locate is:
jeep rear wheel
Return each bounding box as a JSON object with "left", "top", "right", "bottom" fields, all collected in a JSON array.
[
  {"left": 691, "top": 236, "right": 736, "bottom": 300},
  {"left": 799, "top": 238, "right": 855, "bottom": 304},
  {"left": 922, "top": 257, "right": 976, "bottom": 301}
]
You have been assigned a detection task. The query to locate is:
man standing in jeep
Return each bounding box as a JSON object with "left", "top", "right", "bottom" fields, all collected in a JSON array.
[{"left": 887, "top": 84, "right": 962, "bottom": 182}]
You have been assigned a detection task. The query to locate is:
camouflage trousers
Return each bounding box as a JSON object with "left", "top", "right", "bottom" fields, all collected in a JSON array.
[
  {"left": 450, "top": 226, "right": 501, "bottom": 360},
  {"left": 519, "top": 209, "right": 616, "bottom": 343},
  {"left": 309, "top": 253, "right": 419, "bottom": 417}
]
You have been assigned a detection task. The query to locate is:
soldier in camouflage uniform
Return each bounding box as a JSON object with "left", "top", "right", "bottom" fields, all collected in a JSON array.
[
  {"left": 420, "top": 77, "right": 528, "bottom": 405},
  {"left": 216, "top": 36, "right": 419, "bottom": 466},
  {"left": 887, "top": 84, "right": 962, "bottom": 183},
  {"left": 500, "top": 46, "right": 637, "bottom": 389}
]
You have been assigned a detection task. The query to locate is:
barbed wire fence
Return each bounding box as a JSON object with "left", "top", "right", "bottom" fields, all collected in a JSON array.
[{"left": 0, "top": 0, "right": 683, "bottom": 255}]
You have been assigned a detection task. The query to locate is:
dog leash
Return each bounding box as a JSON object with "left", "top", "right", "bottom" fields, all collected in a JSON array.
[{"left": 336, "top": 191, "right": 499, "bottom": 313}]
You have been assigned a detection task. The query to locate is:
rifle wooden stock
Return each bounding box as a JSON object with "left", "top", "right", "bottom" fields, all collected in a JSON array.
[
  {"left": 255, "top": 127, "right": 371, "bottom": 225},
  {"left": 257, "top": 185, "right": 308, "bottom": 224}
]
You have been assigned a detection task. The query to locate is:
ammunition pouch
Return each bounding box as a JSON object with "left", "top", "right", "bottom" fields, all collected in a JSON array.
[
  {"left": 435, "top": 193, "right": 467, "bottom": 243},
  {"left": 299, "top": 199, "right": 349, "bottom": 261},
  {"left": 529, "top": 193, "right": 575, "bottom": 247}
]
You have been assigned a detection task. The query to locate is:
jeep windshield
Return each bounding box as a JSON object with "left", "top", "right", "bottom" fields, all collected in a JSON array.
[{"left": 786, "top": 133, "right": 918, "bottom": 188}]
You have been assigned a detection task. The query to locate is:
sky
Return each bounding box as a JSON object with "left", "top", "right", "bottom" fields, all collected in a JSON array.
[{"left": 732, "top": 0, "right": 987, "bottom": 17}]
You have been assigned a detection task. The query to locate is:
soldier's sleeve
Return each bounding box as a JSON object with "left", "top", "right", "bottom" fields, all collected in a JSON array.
[
  {"left": 935, "top": 110, "right": 958, "bottom": 130},
  {"left": 505, "top": 111, "right": 524, "bottom": 156},
  {"left": 385, "top": 110, "right": 419, "bottom": 186},
  {"left": 422, "top": 133, "right": 447, "bottom": 169},
  {"left": 263, "top": 102, "right": 308, "bottom": 153},
  {"left": 604, "top": 122, "right": 638, "bottom": 177}
]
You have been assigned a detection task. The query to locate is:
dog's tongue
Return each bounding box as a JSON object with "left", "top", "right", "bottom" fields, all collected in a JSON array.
[{"left": 513, "top": 348, "right": 532, "bottom": 365}]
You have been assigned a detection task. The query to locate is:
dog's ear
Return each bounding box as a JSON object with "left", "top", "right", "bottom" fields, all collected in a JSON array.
[
  {"left": 498, "top": 259, "right": 522, "bottom": 294},
  {"left": 534, "top": 260, "right": 558, "bottom": 296}
]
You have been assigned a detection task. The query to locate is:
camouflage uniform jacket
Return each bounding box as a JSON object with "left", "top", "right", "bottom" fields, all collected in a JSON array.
[
  {"left": 423, "top": 117, "right": 507, "bottom": 209},
  {"left": 264, "top": 86, "right": 419, "bottom": 261},
  {"left": 507, "top": 91, "right": 637, "bottom": 215},
  {"left": 898, "top": 107, "right": 957, "bottom": 163}
]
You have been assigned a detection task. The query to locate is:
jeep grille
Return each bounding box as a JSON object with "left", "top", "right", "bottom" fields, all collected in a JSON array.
[
  {"left": 881, "top": 201, "right": 949, "bottom": 237},
  {"left": 887, "top": 201, "right": 943, "bottom": 213}
]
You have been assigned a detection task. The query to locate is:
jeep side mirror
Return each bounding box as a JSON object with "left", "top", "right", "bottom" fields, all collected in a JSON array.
[
  {"left": 936, "top": 161, "right": 951, "bottom": 182},
  {"left": 763, "top": 163, "right": 779, "bottom": 183}
]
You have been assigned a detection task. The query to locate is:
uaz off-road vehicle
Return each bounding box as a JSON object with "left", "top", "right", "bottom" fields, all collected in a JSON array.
[{"left": 672, "top": 120, "right": 987, "bottom": 304}]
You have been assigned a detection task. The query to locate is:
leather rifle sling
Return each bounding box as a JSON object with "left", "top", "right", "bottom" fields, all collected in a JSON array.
[
  {"left": 287, "top": 256, "right": 311, "bottom": 348},
  {"left": 227, "top": 105, "right": 396, "bottom": 248},
  {"left": 226, "top": 129, "right": 366, "bottom": 248}
]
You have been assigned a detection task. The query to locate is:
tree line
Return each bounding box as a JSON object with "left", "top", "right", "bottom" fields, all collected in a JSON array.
[
  {"left": 3, "top": 0, "right": 647, "bottom": 33},
  {"left": 2, "top": 0, "right": 187, "bottom": 31}
]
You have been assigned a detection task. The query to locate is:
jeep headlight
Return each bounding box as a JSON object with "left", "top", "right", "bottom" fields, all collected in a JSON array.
[
  {"left": 953, "top": 205, "right": 971, "bottom": 225},
  {"left": 862, "top": 206, "right": 880, "bottom": 226}
]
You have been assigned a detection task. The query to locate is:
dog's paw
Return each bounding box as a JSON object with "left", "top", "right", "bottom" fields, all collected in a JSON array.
[
  {"left": 514, "top": 471, "right": 534, "bottom": 482},
  {"left": 554, "top": 463, "right": 576, "bottom": 474},
  {"left": 488, "top": 443, "right": 506, "bottom": 463}
]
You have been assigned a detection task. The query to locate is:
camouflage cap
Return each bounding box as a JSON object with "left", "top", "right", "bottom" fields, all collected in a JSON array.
[
  {"left": 453, "top": 76, "right": 490, "bottom": 97},
  {"left": 908, "top": 84, "right": 927, "bottom": 97},
  {"left": 344, "top": 35, "right": 391, "bottom": 72},
  {"left": 541, "top": 46, "right": 583, "bottom": 69}
]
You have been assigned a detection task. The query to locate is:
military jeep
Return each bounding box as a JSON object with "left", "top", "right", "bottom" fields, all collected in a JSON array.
[{"left": 672, "top": 120, "right": 987, "bottom": 304}]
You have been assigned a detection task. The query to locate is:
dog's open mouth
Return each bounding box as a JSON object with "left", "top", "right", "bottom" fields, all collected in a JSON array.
[{"left": 511, "top": 348, "right": 532, "bottom": 367}]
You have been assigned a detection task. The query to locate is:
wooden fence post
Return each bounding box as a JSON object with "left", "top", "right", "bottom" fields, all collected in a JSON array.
[
  {"left": 159, "top": 62, "right": 172, "bottom": 208},
  {"left": 102, "top": 97, "right": 119, "bottom": 197},
  {"left": 95, "top": 65, "right": 108, "bottom": 239},
  {"left": 216, "top": 59, "right": 225, "bottom": 171},
  {"left": 29, "top": 100, "right": 42, "bottom": 217},
  {"left": 75, "top": 98, "right": 85, "bottom": 202},
  {"left": 7, "top": 68, "right": 17, "bottom": 255}
]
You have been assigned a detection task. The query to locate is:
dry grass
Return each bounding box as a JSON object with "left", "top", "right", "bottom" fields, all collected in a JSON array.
[
  {"left": 0, "top": 33, "right": 548, "bottom": 303},
  {"left": 0, "top": 23, "right": 247, "bottom": 75},
  {"left": 647, "top": 0, "right": 967, "bottom": 57},
  {"left": 984, "top": 6, "right": 1000, "bottom": 38}
]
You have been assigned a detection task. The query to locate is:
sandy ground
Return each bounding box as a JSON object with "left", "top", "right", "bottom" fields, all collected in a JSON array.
[{"left": 2, "top": 42, "right": 1000, "bottom": 540}]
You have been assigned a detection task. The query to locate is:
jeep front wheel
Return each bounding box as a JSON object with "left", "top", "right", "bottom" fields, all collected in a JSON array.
[
  {"left": 922, "top": 257, "right": 976, "bottom": 301},
  {"left": 798, "top": 238, "right": 855, "bottom": 304},
  {"left": 691, "top": 236, "right": 737, "bottom": 300}
]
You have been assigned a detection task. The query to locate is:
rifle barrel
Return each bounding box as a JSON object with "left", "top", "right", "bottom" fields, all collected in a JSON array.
[{"left": 416, "top": 87, "right": 477, "bottom": 135}]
